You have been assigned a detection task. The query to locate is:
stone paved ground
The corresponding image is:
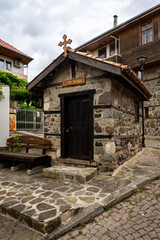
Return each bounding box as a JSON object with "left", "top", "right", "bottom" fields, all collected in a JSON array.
[
  {"left": 0, "top": 168, "right": 111, "bottom": 235},
  {"left": 0, "top": 148, "right": 159, "bottom": 239},
  {"left": 59, "top": 179, "right": 160, "bottom": 240}
]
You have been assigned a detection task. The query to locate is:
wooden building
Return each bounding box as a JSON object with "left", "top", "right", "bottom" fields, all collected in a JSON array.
[
  {"left": 27, "top": 49, "right": 151, "bottom": 170},
  {"left": 76, "top": 4, "right": 160, "bottom": 140}
]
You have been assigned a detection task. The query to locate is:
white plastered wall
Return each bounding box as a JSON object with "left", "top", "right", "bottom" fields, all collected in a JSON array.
[{"left": 0, "top": 86, "right": 9, "bottom": 147}]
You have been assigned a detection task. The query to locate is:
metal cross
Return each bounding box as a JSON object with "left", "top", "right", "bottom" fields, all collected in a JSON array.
[{"left": 58, "top": 34, "right": 72, "bottom": 57}]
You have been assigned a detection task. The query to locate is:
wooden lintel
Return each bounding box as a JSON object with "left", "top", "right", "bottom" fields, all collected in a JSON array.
[
  {"left": 44, "top": 110, "right": 61, "bottom": 114},
  {"left": 94, "top": 134, "right": 141, "bottom": 139},
  {"left": 59, "top": 158, "right": 98, "bottom": 167}
]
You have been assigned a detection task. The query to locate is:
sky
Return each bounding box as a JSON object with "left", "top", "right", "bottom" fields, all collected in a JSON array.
[{"left": 0, "top": 0, "right": 159, "bottom": 82}]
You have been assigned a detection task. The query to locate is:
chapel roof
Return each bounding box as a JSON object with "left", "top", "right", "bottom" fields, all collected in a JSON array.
[
  {"left": 27, "top": 48, "right": 151, "bottom": 100},
  {"left": 70, "top": 48, "right": 151, "bottom": 98}
]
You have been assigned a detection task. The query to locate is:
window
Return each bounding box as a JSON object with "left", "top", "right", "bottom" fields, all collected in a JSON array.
[
  {"left": 98, "top": 47, "right": 106, "bottom": 59},
  {"left": 0, "top": 59, "right": 4, "bottom": 68},
  {"left": 135, "top": 102, "right": 139, "bottom": 122},
  {"left": 142, "top": 21, "right": 153, "bottom": 45},
  {"left": 6, "top": 61, "right": 12, "bottom": 70}
]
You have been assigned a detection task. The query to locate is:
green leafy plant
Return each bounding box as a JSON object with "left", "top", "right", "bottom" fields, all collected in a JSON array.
[
  {"left": 80, "top": 222, "right": 86, "bottom": 227},
  {"left": 0, "top": 86, "right": 5, "bottom": 99},
  {"left": 0, "top": 71, "right": 42, "bottom": 108},
  {"left": 79, "top": 230, "right": 83, "bottom": 235},
  {"left": 8, "top": 135, "right": 24, "bottom": 152}
]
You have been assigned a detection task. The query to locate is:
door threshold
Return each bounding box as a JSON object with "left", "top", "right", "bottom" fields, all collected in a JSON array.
[{"left": 59, "top": 158, "right": 98, "bottom": 167}]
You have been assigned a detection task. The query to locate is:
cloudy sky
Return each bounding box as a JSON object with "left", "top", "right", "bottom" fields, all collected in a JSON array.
[{"left": 0, "top": 0, "right": 159, "bottom": 81}]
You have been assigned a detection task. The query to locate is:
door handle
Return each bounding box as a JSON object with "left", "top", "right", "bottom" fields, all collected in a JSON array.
[{"left": 66, "top": 129, "right": 69, "bottom": 133}]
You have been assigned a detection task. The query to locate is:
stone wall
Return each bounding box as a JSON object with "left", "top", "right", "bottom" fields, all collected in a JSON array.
[
  {"left": 94, "top": 78, "right": 142, "bottom": 171},
  {"left": 144, "top": 65, "right": 160, "bottom": 137},
  {"left": 44, "top": 61, "right": 142, "bottom": 171}
]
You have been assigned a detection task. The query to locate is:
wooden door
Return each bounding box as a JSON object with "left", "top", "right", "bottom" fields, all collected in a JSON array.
[{"left": 64, "top": 95, "right": 91, "bottom": 160}]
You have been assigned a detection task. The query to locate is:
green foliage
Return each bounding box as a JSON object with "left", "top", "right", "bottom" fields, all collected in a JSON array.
[
  {"left": 20, "top": 102, "right": 42, "bottom": 110},
  {"left": 0, "top": 71, "right": 42, "bottom": 108},
  {"left": 155, "top": 176, "right": 160, "bottom": 180},
  {"left": 8, "top": 147, "right": 13, "bottom": 152},
  {"left": 0, "top": 85, "right": 5, "bottom": 99},
  {"left": 78, "top": 230, "right": 83, "bottom": 235},
  {"left": 80, "top": 222, "right": 86, "bottom": 227},
  {"left": 8, "top": 135, "right": 24, "bottom": 152}
]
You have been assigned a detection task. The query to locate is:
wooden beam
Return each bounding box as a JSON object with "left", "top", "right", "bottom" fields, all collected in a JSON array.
[{"left": 59, "top": 158, "right": 98, "bottom": 167}]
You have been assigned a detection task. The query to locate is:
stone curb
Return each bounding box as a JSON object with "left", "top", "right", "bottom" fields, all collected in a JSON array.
[
  {"left": 47, "top": 174, "right": 160, "bottom": 240},
  {"left": 47, "top": 202, "right": 104, "bottom": 240},
  {"left": 0, "top": 203, "right": 61, "bottom": 235}
]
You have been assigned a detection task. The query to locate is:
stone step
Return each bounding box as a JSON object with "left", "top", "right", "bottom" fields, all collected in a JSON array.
[{"left": 43, "top": 166, "right": 97, "bottom": 183}]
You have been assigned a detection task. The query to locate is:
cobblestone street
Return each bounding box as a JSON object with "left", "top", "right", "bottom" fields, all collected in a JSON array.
[{"left": 59, "top": 179, "right": 160, "bottom": 240}]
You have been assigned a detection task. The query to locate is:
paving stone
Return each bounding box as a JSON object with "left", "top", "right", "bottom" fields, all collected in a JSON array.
[
  {"left": 55, "top": 187, "right": 70, "bottom": 192},
  {"left": 79, "top": 196, "right": 95, "bottom": 203},
  {"left": 56, "top": 199, "right": 67, "bottom": 205},
  {"left": 59, "top": 205, "right": 70, "bottom": 213},
  {"left": 87, "top": 187, "right": 99, "bottom": 193},
  {"left": 21, "top": 196, "right": 35, "bottom": 203},
  {"left": 2, "top": 197, "right": 15, "bottom": 203},
  {"left": 1, "top": 181, "right": 10, "bottom": 186},
  {"left": 40, "top": 191, "right": 52, "bottom": 197},
  {"left": 0, "top": 190, "right": 6, "bottom": 195},
  {"left": 38, "top": 209, "right": 57, "bottom": 221},
  {"left": 50, "top": 192, "right": 62, "bottom": 199},
  {"left": 29, "top": 198, "right": 45, "bottom": 205},
  {"left": 12, "top": 204, "right": 26, "bottom": 212},
  {"left": 7, "top": 191, "right": 17, "bottom": 196},
  {"left": 36, "top": 203, "right": 53, "bottom": 211},
  {"left": 66, "top": 197, "right": 77, "bottom": 204},
  {"left": 23, "top": 209, "right": 36, "bottom": 217},
  {"left": 2, "top": 199, "right": 19, "bottom": 207}
]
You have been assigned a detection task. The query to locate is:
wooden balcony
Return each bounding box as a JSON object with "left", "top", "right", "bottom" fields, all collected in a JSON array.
[{"left": 105, "top": 54, "right": 122, "bottom": 64}]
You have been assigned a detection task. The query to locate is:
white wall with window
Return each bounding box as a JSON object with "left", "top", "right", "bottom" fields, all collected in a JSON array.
[
  {"left": 0, "top": 54, "right": 24, "bottom": 75},
  {"left": 91, "top": 38, "right": 120, "bottom": 59}
]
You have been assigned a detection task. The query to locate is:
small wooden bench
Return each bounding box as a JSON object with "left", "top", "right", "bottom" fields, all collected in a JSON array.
[{"left": 0, "top": 135, "right": 51, "bottom": 168}]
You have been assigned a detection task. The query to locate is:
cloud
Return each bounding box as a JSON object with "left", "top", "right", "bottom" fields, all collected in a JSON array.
[{"left": 0, "top": 0, "right": 159, "bottom": 81}]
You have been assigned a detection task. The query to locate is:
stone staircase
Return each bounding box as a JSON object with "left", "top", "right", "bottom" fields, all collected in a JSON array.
[{"left": 43, "top": 165, "right": 98, "bottom": 183}]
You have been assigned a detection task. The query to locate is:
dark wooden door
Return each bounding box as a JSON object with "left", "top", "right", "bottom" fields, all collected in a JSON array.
[{"left": 64, "top": 95, "right": 90, "bottom": 160}]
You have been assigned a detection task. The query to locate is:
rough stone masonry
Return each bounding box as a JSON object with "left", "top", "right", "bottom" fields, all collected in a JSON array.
[{"left": 44, "top": 61, "right": 143, "bottom": 171}]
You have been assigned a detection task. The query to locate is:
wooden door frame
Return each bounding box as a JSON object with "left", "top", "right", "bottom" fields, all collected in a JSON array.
[{"left": 59, "top": 90, "right": 95, "bottom": 161}]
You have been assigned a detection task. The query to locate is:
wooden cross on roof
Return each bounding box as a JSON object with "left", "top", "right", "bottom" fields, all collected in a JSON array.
[{"left": 58, "top": 34, "right": 72, "bottom": 57}]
